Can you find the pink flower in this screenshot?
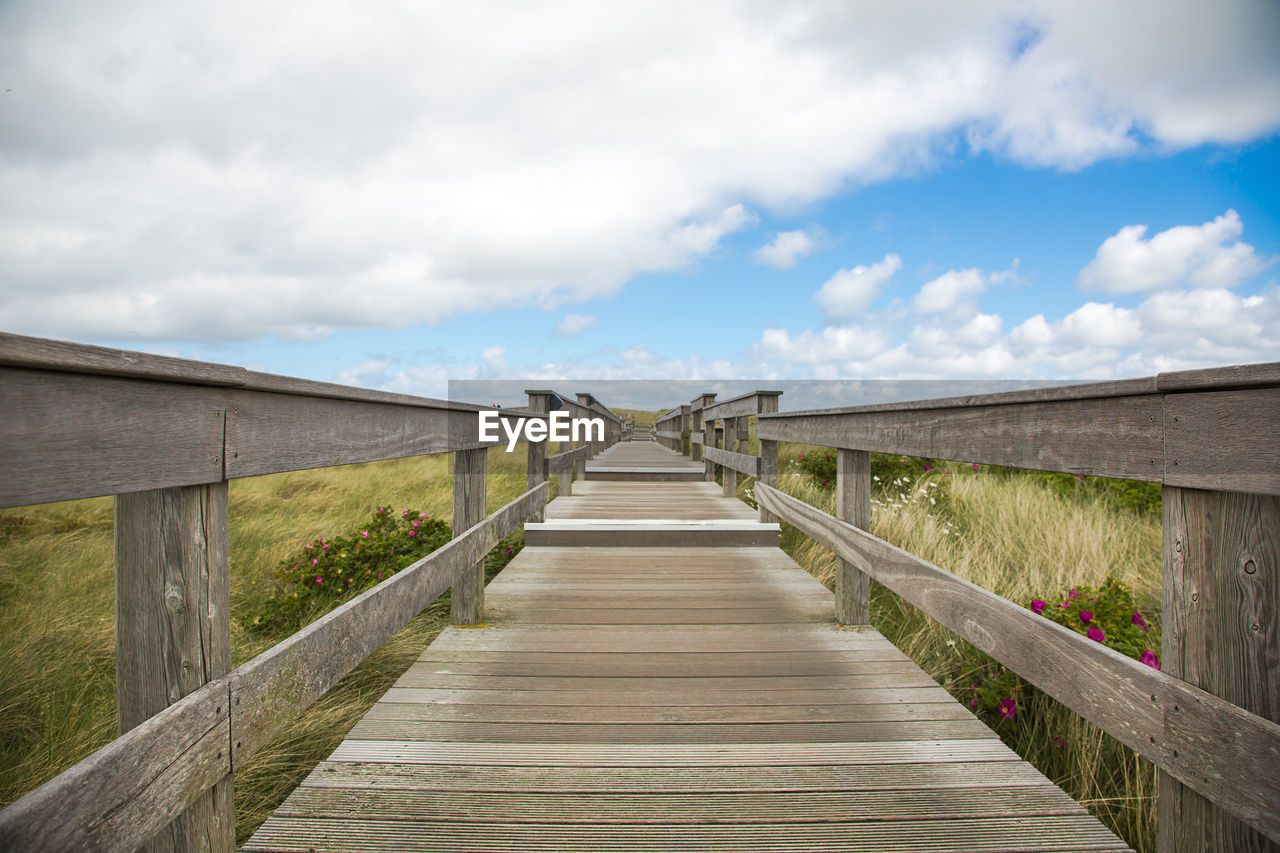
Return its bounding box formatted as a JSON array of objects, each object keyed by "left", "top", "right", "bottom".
[
  {"left": 1074, "top": 473, "right": 1084, "bottom": 480},
  {"left": 419, "top": 512, "right": 427, "bottom": 518},
  {"left": 311, "top": 558, "right": 317, "bottom": 565},
  {"left": 412, "top": 519, "right": 420, "bottom": 527},
  {"left": 1031, "top": 599, "right": 1046, "bottom": 614},
  {"left": 402, "top": 510, "right": 409, "bottom": 517},
  {"left": 1058, "top": 601, "right": 1070, "bottom": 609},
  {"left": 377, "top": 573, "right": 384, "bottom": 579},
  {"left": 998, "top": 699, "right": 1017, "bottom": 718},
  {"left": 321, "top": 543, "right": 329, "bottom": 550},
  {"left": 305, "top": 543, "right": 312, "bottom": 549},
  {"left": 1087, "top": 626, "right": 1105, "bottom": 643},
  {"left": 970, "top": 698, "right": 977, "bottom": 708},
  {"left": 1069, "top": 588, "right": 1080, "bottom": 600},
  {"left": 1132, "top": 612, "right": 1148, "bottom": 631},
  {"left": 923, "top": 464, "right": 931, "bottom": 471},
  {"left": 822, "top": 480, "right": 829, "bottom": 486},
  {"left": 360, "top": 531, "right": 368, "bottom": 538},
  {"left": 1141, "top": 650, "right": 1161, "bottom": 670},
  {"left": 505, "top": 547, "right": 513, "bottom": 554},
  {"left": 1079, "top": 610, "right": 1094, "bottom": 623},
  {"left": 408, "top": 530, "right": 416, "bottom": 537},
  {"left": 315, "top": 577, "right": 323, "bottom": 584}
]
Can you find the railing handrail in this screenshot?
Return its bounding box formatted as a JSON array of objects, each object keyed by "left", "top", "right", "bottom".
[
  {"left": 668, "top": 363, "right": 1280, "bottom": 846},
  {"left": 0, "top": 333, "right": 624, "bottom": 851}
]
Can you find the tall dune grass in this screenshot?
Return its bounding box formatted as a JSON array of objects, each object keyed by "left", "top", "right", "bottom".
[
  {"left": 765, "top": 446, "right": 1162, "bottom": 851},
  {"left": 0, "top": 448, "right": 534, "bottom": 843}
]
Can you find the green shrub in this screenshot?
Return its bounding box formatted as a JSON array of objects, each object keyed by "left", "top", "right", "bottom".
[{"left": 250, "top": 506, "right": 451, "bottom": 635}]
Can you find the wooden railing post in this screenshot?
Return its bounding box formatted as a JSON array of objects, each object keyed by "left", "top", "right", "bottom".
[
  {"left": 723, "top": 416, "right": 739, "bottom": 497},
  {"left": 115, "top": 481, "right": 233, "bottom": 852},
  {"left": 835, "top": 449, "right": 872, "bottom": 624},
  {"left": 704, "top": 413, "right": 717, "bottom": 482},
  {"left": 525, "top": 391, "right": 552, "bottom": 511},
  {"left": 680, "top": 405, "right": 691, "bottom": 456},
  {"left": 691, "top": 394, "right": 715, "bottom": 464},
  {"left": 450, "top": 447, "right": 488, "bottom": 625},
  {"left": 1159, "top": 486, "right": 1280, "bottom": 852},
  {"left": 576, "top": 393, "right": 599, "bottom": 459},
  {"left": 758, "top": 394, "right": 779, "bottom": 523}
]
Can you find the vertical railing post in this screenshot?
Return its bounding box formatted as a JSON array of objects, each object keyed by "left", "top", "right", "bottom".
[
  {"left": 723, "top": 416, "right": 738, "bottom": 497},
  {"left": 835, "top": 448, "right": 872, "bottom": 625},
  {"left": 576, "top": 394, "right": 599, "bottom": 460},
  {"left": 680, "top": 405, "right": 691, "bottom": 456},
  {"left": 525, "top": 392, "right": 552, "bottom": 514},
  {"left": 703, "top": 410, "right": 717, "bottom": 482},
  {"left": 450, "top": 446, "right": 488, "bottom": 626},
  {"left": 691, "top": 394, "right": 714, "bottom": 464},
  {"left": 1159, "top": 486, "right": 1279, "bottom": 852},
  {"left": 115, "top": 481, "right": 233, "bottom": 852},
  {"left": 758, "top": 394, "right": 779, "bottom": 523}
]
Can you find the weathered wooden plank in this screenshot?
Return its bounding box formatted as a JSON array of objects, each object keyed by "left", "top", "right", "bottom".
[
  {"left": 701, "top": 445, "right": 760, "bottom": 478},
  {"left": 273, "top": 785, "right": 1089, "bottom": 823},
  {"left": 1164, "top": 388, "right": 1280, "bottom": 495},
  {"left": 1160, "top": 486, "right": 1280, "bottom": 851},
  {"left": 0, "top": 331, "right": 247, "bottom": 386},
  {"left": 757, "top": 395, "right": 1164, "bottom": 481},
  {"left": 115, "top": 483, "right": 233, "bottom": 852},
  {"left": 0, "top": 366, "right": 226, "bottom": 508},
  {"left": 545, "top": 444, "right": 592, "bottom": 477},
  {"left": 296, "top": 758, "right": 1075, "bottom": 793},
  {"left": 224, "top": 392, "right": 520, "bottom": 478},
  {"left": 243, "top": 813, "right": 1129, "bottom": 852},
  {"left": 0, "top": 679, "right": 230, "bottom": 853},
  {"left": 525, "top": 392, "right": 551, "bottom": 495},
  {"left": 835, "top": 449, "right": 870, "bottom": 625},
  {"left": 345, "top": 718, "right": 995, "bottom": 744},
  {"left": 361, "top": 701, "right": 968, "bottom": 724},
  {"left": 379, "top": 686, "right": 966, "bottom": 708},
  {"left": 702, "top": 391, "right": 782, "bottom": 422},
  {"left": 1157, "top": 361, "right": 1280, "bottom": 393},
  {"left": 452, "top": 447, "right": 488, "bottom": 625},
  {"left": 228, "top": 482, "right": 548, "bottom": 765},
  {"left": 756, "top": 482, "right": 1280, "bottom": 843}
]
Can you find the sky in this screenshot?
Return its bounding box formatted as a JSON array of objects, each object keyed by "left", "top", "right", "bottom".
[{"left": 2, "top": 1, "right": 1279, "bottom": 409}]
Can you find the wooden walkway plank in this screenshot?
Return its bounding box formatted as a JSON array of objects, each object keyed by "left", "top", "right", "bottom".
[{"left": 244, "top": 438, "right": 1130, "bottom": 852}]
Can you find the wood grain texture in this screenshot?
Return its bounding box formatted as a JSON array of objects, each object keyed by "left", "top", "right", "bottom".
[
  {"left": 1164, "top": 388, "right": 1280, "bottom": 495},
  {"left": 229, "top": 482, "right": 547, "bottom": 765},
  {"left": 526, "top": 392, "right": 551, "bottom": 494},
  {"left": 246, "top": 477, "right": 1127, "bottom": 853},
  {"left": 835, "top": 449, "right": 871, "bottom": 626},
  {"left": 757, "top": 395, "right": 1163, "bottom": 481},
  {"left": 0, "top": 331, "right": 247, "bottom": 387},
  {"left": 1157, "top": 361, "right": 1280, "bottom": 393},
  {"left": 701, "top": 445, "right": 760, "bottom": 479},
  {"left": 1160, "top": 486, "right": 1280, "bottom": 852},
  {"left": 0, "top": 679, "right": 230, "bottom": 853},
  {"left": 702, "top": 391, "right": 783, "bottom": 422},
  {"left": 452, "top": 448, "right": 489, "bottom": 625},
  {"left": 756, "top": 482, "right": 1280, "bottom": 843},
  {"left": 0, "top": 366, "right": 226, "bottom": 508},
  {"left": 115, "top": 482, "right": 233, "bottom": 852}
]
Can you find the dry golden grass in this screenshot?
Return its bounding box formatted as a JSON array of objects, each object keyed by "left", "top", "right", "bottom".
[{"left": 763, "top": 446, "right": 1162, "bottom": 851}]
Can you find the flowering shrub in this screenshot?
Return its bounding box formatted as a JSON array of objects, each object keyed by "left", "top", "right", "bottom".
[
  {"left": 251, "top": 506, "right": 451, "bottom": 634},
  {"left": 957, "top": 576, "right": 1160, "bottom": 730}
]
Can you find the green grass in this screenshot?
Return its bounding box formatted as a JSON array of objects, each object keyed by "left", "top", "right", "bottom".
[
  {"left": 762, "top": 445, "right": 1162, "bottom": 852},
  {"left": 3, "top": 435, "right": 1162, "bottom": 850},
  {"left": 0, "top": 447, "right": 537, "bottom": 844}
]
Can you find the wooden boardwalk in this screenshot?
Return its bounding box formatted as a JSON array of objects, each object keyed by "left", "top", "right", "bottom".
[{"left": 244, "top": 440, "right": 1131, "bottom": 852}]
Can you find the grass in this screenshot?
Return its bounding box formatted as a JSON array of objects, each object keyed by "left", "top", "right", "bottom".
[
  {"left": 0, "top": 446, "right": 538, "bottom": 844},
  {"left": 762, "top": 444, "right": 1162, "bottom": 852},
  {"left": 2, "top": 431, "right": 1163, "bottom": 850}
]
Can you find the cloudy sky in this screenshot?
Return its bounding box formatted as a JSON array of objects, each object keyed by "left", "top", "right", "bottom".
[{"left": 2, "top": 0, "right": 1278, "bottom": 402}]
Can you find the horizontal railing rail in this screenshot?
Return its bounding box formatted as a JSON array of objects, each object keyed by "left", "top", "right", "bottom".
[
  {"left": 663, "top": 363, "right": 1280, "bottom": 847},
  {"left": 755, "top": 482, "right": 1280, "bottom": 843},
  {"left": 0, "top": 333, "right": 621, "bottom": 851}
]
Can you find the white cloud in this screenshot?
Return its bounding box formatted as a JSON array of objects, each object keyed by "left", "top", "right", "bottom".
[
  {"left": 1, "top": 2, "right": 1276, "bottom": 342},
  {"left": 753, "top": 230, "right": 816, "bottom": 270},
  {"left": 813, "top": 254, "right": 902, "bottom": 323},
  {"left": 1079, "top": 210, "right": 1268, "bottom": 293},
  {"left": 554, "top": 313, "right": 597, "bottom": 337},
  {"left": 754, "top": 326, "right": 887, "bottom": 365}
]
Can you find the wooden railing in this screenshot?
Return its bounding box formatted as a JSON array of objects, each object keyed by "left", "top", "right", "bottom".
[
  {"left": 671, "top": 368, "right": 1280, "bottom": 850},
  {"left": 0, "top": 334, "right": 623, "bottom": 852}
]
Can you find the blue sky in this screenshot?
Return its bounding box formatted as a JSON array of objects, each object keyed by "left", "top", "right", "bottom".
[{"left": 2, "top": 1, "right": 1279, "bottom": 405}]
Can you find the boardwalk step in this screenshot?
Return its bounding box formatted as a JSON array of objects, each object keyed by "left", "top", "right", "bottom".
[
  {"left": 584, "top": 465, "right": 704, "bottom": 481},
  {"left": 525, "top": 519, "right": 779, "bottom": 547}
]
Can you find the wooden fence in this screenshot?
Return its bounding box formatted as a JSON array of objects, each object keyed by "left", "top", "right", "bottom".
[
  {"left": 675, "top": 369, "right": 1280, "bottom": 852},
  {"left": 0, "top": 334, "right": 622, "bottom": 852}
]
